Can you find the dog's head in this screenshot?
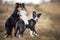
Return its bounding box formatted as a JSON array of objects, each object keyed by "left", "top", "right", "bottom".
[
  {"left": 33, "top": 11, "right": 42, "bottom": 21},
  {"left": 15, "top": 3, "right": 25, "bottom": 10}
]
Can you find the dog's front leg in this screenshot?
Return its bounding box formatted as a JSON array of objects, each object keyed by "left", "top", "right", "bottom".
[
  {"left": 31, "top": 26, "right": 39, "bottom": 36},
  {"left": 33, "top": 32, "right": 39, "bottom": 36},
  {"left": 30, "top": 30, "right": 34, "bottom": 37}
]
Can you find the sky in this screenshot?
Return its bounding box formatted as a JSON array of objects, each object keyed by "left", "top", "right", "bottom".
[{"left": 3, "top": 0, "right": 51, "bottom": 4}]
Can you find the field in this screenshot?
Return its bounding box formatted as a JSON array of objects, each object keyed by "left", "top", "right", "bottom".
[{"left": 0, "top": 2, "right": 60, "bottom": 40}]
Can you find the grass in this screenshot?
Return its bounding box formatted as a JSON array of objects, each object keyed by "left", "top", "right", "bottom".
[
  {"left": 0, "top": 4, "right": 13, "bottom": 14},
  {"left": 0, "top": 34, "right": 3, "bottom": 40},
  {"left": 0, "top": 2, "right": 60, "bottom": 40}
]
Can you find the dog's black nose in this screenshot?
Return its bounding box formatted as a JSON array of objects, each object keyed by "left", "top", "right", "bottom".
[{"left": 36, "top": 19, "right": 38, "bottom": 21}]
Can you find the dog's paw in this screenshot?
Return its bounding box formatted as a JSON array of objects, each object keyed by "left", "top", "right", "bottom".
[
  {"left": 33, "top": 33, "right": 39, "bottom": 36},
  {"left": 4, "top": 34, "right": 8, "bottom": 38},
  {"left": 18, "top": 35, "right": 21, "bottom": 38}
]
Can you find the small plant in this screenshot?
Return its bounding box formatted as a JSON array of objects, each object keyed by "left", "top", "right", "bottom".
[{"left": 0, "top": 34, "right": 3, "bottom": 40}]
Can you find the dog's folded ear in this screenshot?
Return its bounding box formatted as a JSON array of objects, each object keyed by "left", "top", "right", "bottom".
[
  {"left": 21, "top": 3, "right": 25, "bottom": 8},
  {"left": 15, "top": 3, "right": 20, "bottom": 6},
  {"left": 15, "top": 3, "right": 22, "bottom": 9},
  {"left": 22, "top": 3, "right": 25, "bottom": 5}
]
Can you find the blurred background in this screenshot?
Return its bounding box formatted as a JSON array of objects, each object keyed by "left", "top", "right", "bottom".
[{"left": 0, "top": 0, "right": 60, "bottom": 40}]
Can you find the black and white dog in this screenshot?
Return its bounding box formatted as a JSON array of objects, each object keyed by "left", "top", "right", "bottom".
[
  {"left": 14, "top": 11, "right": 42, "bottom": 38},
  {"left": 4, "top": 3, "right": 25, "bottom": 38}
]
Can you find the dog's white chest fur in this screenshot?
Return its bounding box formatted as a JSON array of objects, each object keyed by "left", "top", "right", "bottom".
[{"left": 18, "top": 10, "right": 29, "bottom": 24}]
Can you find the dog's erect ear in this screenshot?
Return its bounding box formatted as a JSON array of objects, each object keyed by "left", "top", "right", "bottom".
[
  {"left": 33, "top": 11, "right": 36, "bottom": 15},
  {"left": 37, "top": 13, "right": 42, "bottom": 18},
  {"left": 33, "top": 11, "right": 36, "bottom": 18}
]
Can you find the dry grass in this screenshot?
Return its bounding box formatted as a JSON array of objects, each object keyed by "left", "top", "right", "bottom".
[{"left": 0, "top": 2, "right": 60, "bottom": 40}]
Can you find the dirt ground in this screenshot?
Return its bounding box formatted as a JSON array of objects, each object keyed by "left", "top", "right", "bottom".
[{"left": 0, "top": 2, "right": 60, "bottom": 40}]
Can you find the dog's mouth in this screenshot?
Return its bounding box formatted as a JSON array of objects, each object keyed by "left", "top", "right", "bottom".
[
  {"left": 36, "top": 19, "right": 38, "bottom": 22},
  {"left": 34, "top": 18, "right": 38, "bottom": 22}
]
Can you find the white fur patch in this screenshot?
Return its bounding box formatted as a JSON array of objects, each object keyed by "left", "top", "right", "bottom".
[
  {"left": 30, "top": 30, "right": 34, "bottom": 37},
  {"left": 33, "top": 32, "right": 39, "bottom": 36},
  {"left": 19, "top": 10, "right": 29, "bottom": 25},
  {"left": 34, "top": 16, "right": 38, "bottom": 21},
  {"left": 4, "top": 35, "right": 7, "bottom": 38},
  {"left": 18, "top": 35, "right": 21, "bottom": 38}
]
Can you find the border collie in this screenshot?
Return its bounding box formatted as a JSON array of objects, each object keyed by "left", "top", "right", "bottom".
[
  {"left": 14, "top": 11, "right": 42, "bottom": 38},
  {"left": 4, "top": 3, "right": 25, "bottom": 38}
]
